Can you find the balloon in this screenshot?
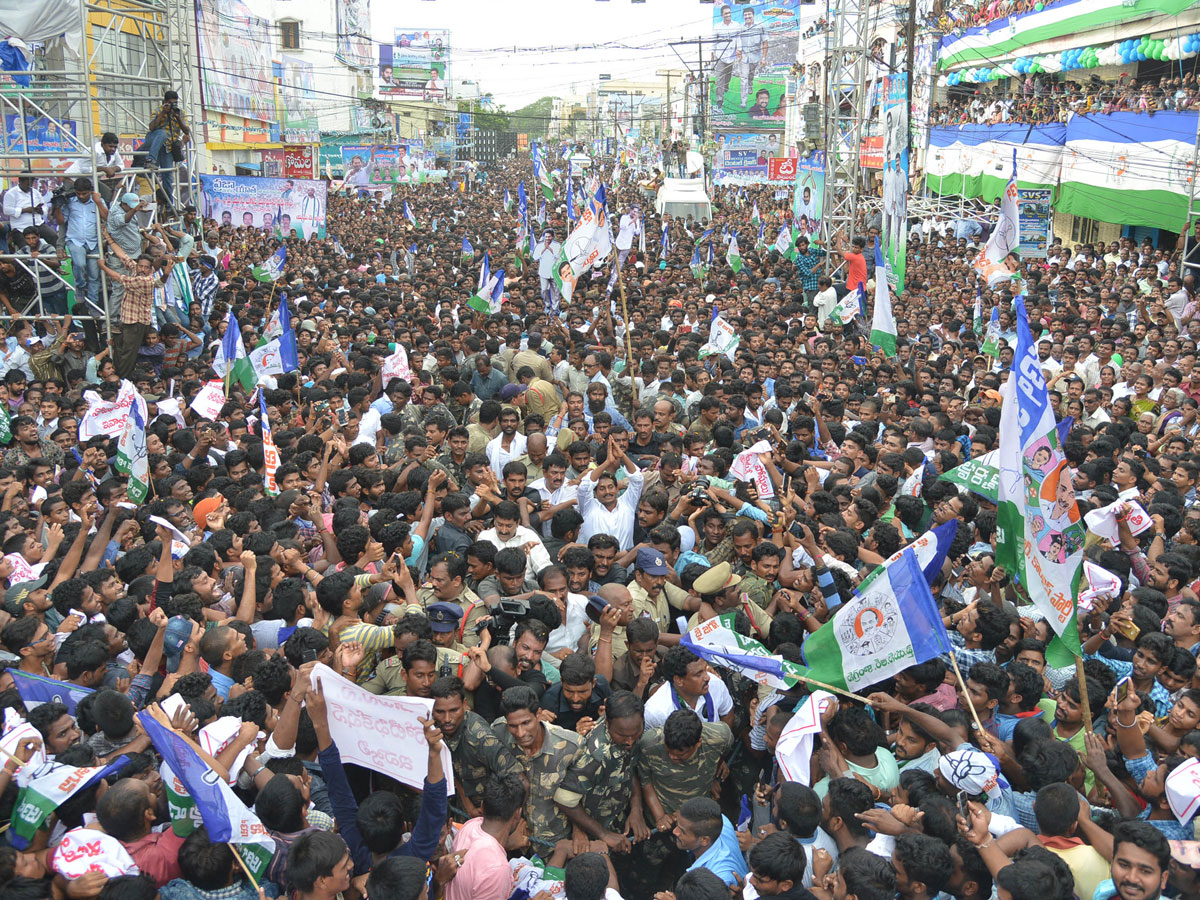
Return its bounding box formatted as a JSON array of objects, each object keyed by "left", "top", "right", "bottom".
[{"left": 1035, "top": 2, "right": 1043, "bottom": 8}]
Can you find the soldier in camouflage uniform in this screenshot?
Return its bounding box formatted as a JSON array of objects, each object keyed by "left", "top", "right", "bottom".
[
  {"left": 553, "top": 690, "right": 649, "bottom": 852},
  {"left": 635, "top": 709, "right": 733, "bottom": 820},
  {"left": 629, "top": 708, "right": 736, "bottom": 893},
  {"left": 493, "top": 684, "right": 582, "bottom": 855},
  {"left": 431, "top": 675, "right": 523, "bottom": 817}
]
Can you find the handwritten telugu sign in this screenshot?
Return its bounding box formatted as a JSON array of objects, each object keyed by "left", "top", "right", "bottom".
[{"left": 310, "top": 663, "right": 454, "bottom": 792}]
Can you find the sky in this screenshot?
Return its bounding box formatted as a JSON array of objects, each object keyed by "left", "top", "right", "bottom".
[{"left": 370, "top": 0, "right": 716, "bottom": 107}]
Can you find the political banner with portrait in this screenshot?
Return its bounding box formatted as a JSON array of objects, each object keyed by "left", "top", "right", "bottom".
[
  {"left": 378, "top": 29, "right": 451, "bottom": 99},
  {"left": 194, "top": 0, "right": 275, "bottom": 123},
  {"left": 709, "top": 1, "right": 799, "bottom": 129},
  {"left": 335, "top": 0, "right": 373, "bottom": 70},
  {"left": 792, "top": 151, "right": 824, "bottom": 238},
  {"left": 197, "top": 175, "right": 327, "bottom": 239},
  {"left": 712, "top": 133, "right": 782, "bottom": 185},
  {"left": 340, "top": 144, "right": 428, "bottom": 187},
  {"left": 278, "top": 56, "right": 319, "bottom": 144},
  {"left": 880, "top": 73, "right": 909, "bottom": 292}
]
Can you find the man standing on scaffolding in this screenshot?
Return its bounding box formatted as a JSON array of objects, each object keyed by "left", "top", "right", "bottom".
[{"left": 142, "top": 89, "right": 190, "bottom": 212}]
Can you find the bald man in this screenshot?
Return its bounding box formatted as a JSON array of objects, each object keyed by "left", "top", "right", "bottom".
[{"left": 515, "top": 432, "right": 548, "bottom": 482}]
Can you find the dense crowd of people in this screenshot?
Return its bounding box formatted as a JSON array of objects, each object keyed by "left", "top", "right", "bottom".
[
  {"left": 0, "top": 122, "right": 1195, "bottom": 900},
  {"left": 933, "top": 74, "right": 1200, "bottom": 126}
]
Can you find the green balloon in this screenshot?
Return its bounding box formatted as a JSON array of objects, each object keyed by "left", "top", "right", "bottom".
[{"left": 1034, "top": 2, "right": 1043, "bottom": 8}]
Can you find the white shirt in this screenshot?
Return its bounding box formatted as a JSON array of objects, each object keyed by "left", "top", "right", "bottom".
[
  {"left": 355, "top": 406, "right": 382, "bottom": 447},
  {"left": 66, "top": 142, "right": 125, "bottom": 177},
  {"left": 813, "top": 287, "right": 838, "bottom": 326},
  {"left": 577, "top": 469, "right": 644, "bottom": 551},
  {"left": 534, "top": 240, "right": 563, "bottom": 279},
  {"left": 478, "top": 524, "right": 552, "bottom": 581},
  {"left": 529, "top": 476, "right": 579, "bottom": 538},
  {"left": 545, "top": 592, "right": 589, "bottom": 655},
  {"left": 615, "top": 214, "right": 642, "bottom": 251},
  {"left": 3, "top": 185, "right": 46, "bottom": 229},
  {"left": 643, "top": 675, "right": 734, "bottom": 730},
  {"left": 486, "top": 432, "right": 527, "bottom": 479}
]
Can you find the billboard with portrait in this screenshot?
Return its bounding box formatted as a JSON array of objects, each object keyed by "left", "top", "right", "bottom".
[
  {"left": 197, "top": 175, "right": 327, "bottom": 238},
  {"left": 792, "top": 151, "right": 825, "bottom": 238},
  {"left": 881, "top": 73, "right": 909, "bottom": 291},
  {"left": 340, "top": 143, "right": 429, "bottom": 186},
  {"left": 194, "top": 0, "right": 275, "bottom": 123},
  {"left": 335, "top": 0, "right": 373, "bottom": 70},
  {"left": 709, "top": 1, "right": 799, "bottom": 129},
  {"left": 712, "top": 132, "right": 785, "bottom": 185},
  {"left": 378, "top": 29, "right": 451, "bottom": 99},
  {"left": 279, "top": 56, "right": 319, "bottom": 144}
]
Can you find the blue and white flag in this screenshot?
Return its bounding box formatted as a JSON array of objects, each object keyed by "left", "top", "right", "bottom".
[
  {"left": 800, "top": 550, "right": 952, "bottom": 693},
  {"left": 403, "top": 200, "right": 417, "bottom": 227},
  {"left": 138, "top": 711, "right": 275, "bottom": 879},
  {"left": 250, "top": 247, "right": 286, "bottom": 283},
  {"left": 517, "top": 181, "right": 528, "bottom": 223},
  {"left": 11, "top": 670, "right": 92, "bottom": 713},
  {"left": 567, "top": 183, "right": 576, "bottom": 221},
  {"left": 996, "top": 296, "right": 1083, "bottom": 665},
  {"left": 856, "top": 519, "right": 959, "bottom": 593},
  {"left": 260, "top": 389, "right": 279, "bottom": 495},
  {"left": 461, "top": 235, "right": 473, "bottom": 259}
]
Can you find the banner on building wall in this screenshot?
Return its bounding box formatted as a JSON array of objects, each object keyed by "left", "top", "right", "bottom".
[
  {"left": 1018, "top": 189, "right": 1053, "bottom": 258},
  {"left": 710, "top": 0, "right": 798, "bottom": 129},
  {"left": 881, "top": 73, "right": 908, "bottom": 292},
  {"left": 283, "top": 145, "right": 315, "bottom": 179},
  {"left": 335, "top": 0, "right": 373, "bottom": 70},
  {"left": 194, "top": 0, "right": 275, "bottom": 124},
  {"left": 927, "top": 112, "right": 1200, "bottom": 229},
  {"left": 279, "top": 56, "right": 319, "bottom": 144},
  {"left": 712, "top": 133, "right": 789, "bottom": 185},
  {"left": 378, "top": 29, "right": 451, "bottom": 99},
  {"left": 198, "top": 175, "right": 327, "bottom": 238}
]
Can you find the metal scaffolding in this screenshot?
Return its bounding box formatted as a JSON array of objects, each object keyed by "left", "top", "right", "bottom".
[
  {"left": 820, "top": 0, "right": 874, "bottom": 266},
  {"left": 0, "top": 0, "right": 194, "bottom": 338}
]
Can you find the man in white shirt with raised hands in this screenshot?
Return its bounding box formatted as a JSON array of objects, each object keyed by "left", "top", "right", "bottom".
[{"left": 577, "top": 435, "right": 644, "bottom": 552}]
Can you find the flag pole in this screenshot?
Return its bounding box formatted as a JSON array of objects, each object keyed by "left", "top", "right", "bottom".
[
  {"left": 948, "top": 651, "right": 987, "bottom": 736},
  {"left": 790, "top": 673, "right": 872, "bottom": 705},
  {"left": 228, "top": 843, "right": 262, "bottom": 892},
  {"left": 614, "top": 258, "right": 639, "bottom": 415},
  {"left": 1075, "top": 655, "right": 1094, "bottom": 734}
]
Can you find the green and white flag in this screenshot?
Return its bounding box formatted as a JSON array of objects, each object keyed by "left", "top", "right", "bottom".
[
  {"left": 751, "top": 202, "right": 761, "bottom": 227},
  {"left": 682, "top": 611, "right": 806, "bottom": 691},
  {"left": 114, "top": 393, "right": 150, "bottom": 504},
  {"left": 773, "top": 224, "right": 797, "bottom": 261},
  {"left": 213, "top": 310, "right": 256, "bottom": 393},
  {"left": 794, "top": 550, "right": 952, "bottom": 693},
  {"left": 869, "top": 238, "right": 897, "bottom": 356},
  {"left": 726, "top": 234, "right": 743, "bottom": 274},
  {"left": 981, "top": 307, "right": 1001, "bottom": 356},
  {"left": 14, "top": 757, "right": 128, "bottom": 847},
  {"left": 699, "top": 308, "right": 740, "bottom": 361},
  {"left": 939, "top": 450, "right": 1000, "bottom": 503},
  {"left": 468, "top": 271, "right": 504, "bottom": 315},
  {"left": 250, "top": 247, "right": 286, "bottom": 284},
  {"left": 973, "top": 287, "right": 984, "bottom": 338},
  {"left": 0, "top": 403, "right": 12, "bottom": 446},
  {"left": 828, "top": 284, "right": 864, "bottom": 327},
  {"left": 996, "top": 296, "right": 1083, "bottom": 667}
]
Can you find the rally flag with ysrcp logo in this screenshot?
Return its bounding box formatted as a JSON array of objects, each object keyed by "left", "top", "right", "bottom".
[
  {"left": 115, "top": 396, "right": 150, "bottom": 504},
  {"left": 996, "top": 295, "right": 1084, "bottom": 666},
  {"left": 12, "top": 756, "right": 128, "bottom": 848},
  {"left": 683, "top": 611, "right": 806, "bottom": 690},
  {"left": 553, "top": 184, "right": 610, "bottom": 306},
  {"left": 869, "top": 237, "right": 897, "bottom": 357},
  {"left": 939, "top": 450, "right": 1001, "bottom": 503},
  {"left": 138, "top": 710, "right": 274, "bottom": 880},
  {"left": 798, "top": 550, "right": 951, "bottom": 693}
]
